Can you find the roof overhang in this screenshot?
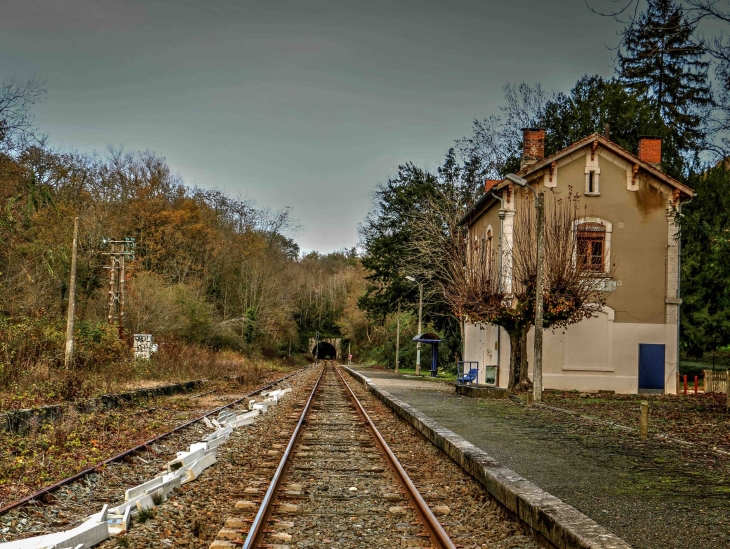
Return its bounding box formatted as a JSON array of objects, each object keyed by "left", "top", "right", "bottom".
[{"left": 460, "top": 133, "right": 695, "bottom": 227}]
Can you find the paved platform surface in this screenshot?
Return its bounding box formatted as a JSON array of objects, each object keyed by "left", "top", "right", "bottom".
[{"left": 353, "top": 366, "right": 730, "bottom": 549}]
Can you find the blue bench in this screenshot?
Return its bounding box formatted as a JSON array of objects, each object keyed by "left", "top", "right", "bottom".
[{"left": 458, "top": 368, "right": 479, "bottom": 386}]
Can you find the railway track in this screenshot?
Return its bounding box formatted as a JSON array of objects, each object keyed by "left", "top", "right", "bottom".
[
  {"left": 0, "top": 366, "right": 309, "bottom": 520},
  {"left": 216, "top": 362, "right": 456, "bottom": 549},
  {"left": 3, "top": 363, "right": 535, "bottom": 548}
]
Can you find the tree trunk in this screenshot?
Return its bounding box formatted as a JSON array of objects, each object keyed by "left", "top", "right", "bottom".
[
  {"left": 515, "top": 326, "right": 533, "bottom": 392},
  {"left": 507, "top": 323, "right": 532, "bottom": 391},
  {"left": 459, "top": 317, "right": 465, "bottom": 362}
]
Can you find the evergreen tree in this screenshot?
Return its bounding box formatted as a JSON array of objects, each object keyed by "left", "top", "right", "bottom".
[
  {"left": 617, "top": 0, "right": 712, "bottom": 162},
  {"left": 540, "top": 75, "right": 665, "bottom": 160},
  {"left": 358, "top": 154, "right": 476, "bottom": 365},
  {"left": 679, "top": 164, "right": 730, "bottom": 357}
]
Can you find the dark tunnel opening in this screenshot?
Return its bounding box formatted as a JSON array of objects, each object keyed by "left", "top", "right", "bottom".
[{"left": 312, "top": 341, "right": 337, "bottom": 359}]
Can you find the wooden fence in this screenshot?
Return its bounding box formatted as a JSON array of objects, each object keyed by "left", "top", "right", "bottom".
[{"left": 703, "top": 370, "right": 730, "bottom": 394}]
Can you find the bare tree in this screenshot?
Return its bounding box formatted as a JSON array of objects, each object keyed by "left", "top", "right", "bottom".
[
  {"left": 0, "top": 76, "right": 46, "bottom": 152},
  {"left": 409, "top": 188, "right": 615, "bottom": 390},
  {"left": 456, "top": 82, "right": 555, "bottom": 178}
]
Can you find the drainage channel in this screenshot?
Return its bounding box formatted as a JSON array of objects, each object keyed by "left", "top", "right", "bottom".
[{"left": 215, "top": 361, "right": 456, "bottom": 549}]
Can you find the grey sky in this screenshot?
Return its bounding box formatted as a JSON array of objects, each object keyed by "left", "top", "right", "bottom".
[{"left": 0, "top": 0, "right": 624, "bottom": 253}]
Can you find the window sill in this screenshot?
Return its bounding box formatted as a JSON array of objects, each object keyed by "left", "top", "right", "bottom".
[
  {"left": 578, "top": 276, "right": 616, "bottom": 292},
  {"left": 584, "top": 192, "right": 601, "bottom": 197}
]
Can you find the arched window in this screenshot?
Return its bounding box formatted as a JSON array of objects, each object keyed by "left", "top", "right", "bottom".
[{"left": 577, "top": 222, "right": 607, "bottom": 273}]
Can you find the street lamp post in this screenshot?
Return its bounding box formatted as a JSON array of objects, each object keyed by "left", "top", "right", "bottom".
[
  {"left": 395, "top": 300, "right": 401, "bottom": 373},
  {"left": 315, "top": 331, "right": 320, "bottom": 366},
  {"left": 405, "top": 276, "right": 423, "bottom": 376},
  {"left": 505, "top": 173, "right": 545, "bottom": 403}
]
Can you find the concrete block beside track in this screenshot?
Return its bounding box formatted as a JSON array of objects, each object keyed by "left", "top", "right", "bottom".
[
  {"left": 0, "top": 505, "right": 110, "bottom": 549},
  {"left": 342, "top": 366, "right": 631, "bottom": 549}
]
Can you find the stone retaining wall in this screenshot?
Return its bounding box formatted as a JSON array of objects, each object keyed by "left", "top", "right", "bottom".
[
  {"left": 2, "top": 380, "right": 204, "bottom": 434},
  {"left": 343, "top": 366, "right": 631, "bottom": 549}
]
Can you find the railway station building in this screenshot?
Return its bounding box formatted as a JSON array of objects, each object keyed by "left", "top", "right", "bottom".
[{"left": 459, "top": 129, "right": 694, "bottom": 394}]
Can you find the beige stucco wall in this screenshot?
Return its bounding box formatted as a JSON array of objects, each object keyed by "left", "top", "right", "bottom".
[
  {"left": 464, "top": 143, "right": 680, "bottom": 394},
  {"left": 462, "top": 322, "right": 501, "bottom": 385},
  {"left": 469, "top": 198, "right": 502, "bottom": 252},
  {"left": 466, "top": 317, "right": 678, "bottom": 394},
  {"left": 512, "top": 147, "right": 671, "bottom": 324}
]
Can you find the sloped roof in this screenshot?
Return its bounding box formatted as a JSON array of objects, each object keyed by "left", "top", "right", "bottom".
[
  {"left": 460, "top": 133, "right": 695, "bottom": 226},
  {"left": 518, "top": 133, "right": 694, "bottom": 195}
]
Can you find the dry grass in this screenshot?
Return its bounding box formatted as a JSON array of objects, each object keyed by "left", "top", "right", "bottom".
[{"left": 0, "top": 342, "right": 300, "bottom": 411}]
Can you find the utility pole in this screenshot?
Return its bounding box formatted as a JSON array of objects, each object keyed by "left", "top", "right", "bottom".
[
  {"left": 505, "top": 174, "right": 545, "bottom": 403},
  {"left": 395, "top": 301, "right": 401, "bottom": 373},
  {"left": 102, "top": 237, "right": 135, "bottom": 338},
  {"left": 416, "top": 282, "right": 423, "bottom": 375},
  {"left": 64, "top": 217, "right": 79, "bottom": 370},
  {"left": 315, "top": 332, "right": 320, "bottom": 366},
  {"left": 533, "top": 190, "right": 545, "bottom": 403}
]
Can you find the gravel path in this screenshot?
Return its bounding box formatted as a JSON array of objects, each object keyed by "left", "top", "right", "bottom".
[{"left": 354, "top": 367, "right": 730, "bottom": 549}]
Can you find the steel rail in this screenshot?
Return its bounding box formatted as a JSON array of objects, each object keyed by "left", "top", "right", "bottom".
[
  {"left": 335, "top": 365, "right": 457, "bottom": 549},
  {"left": 243, "top": 364, "right": 325, "bottom": 549},
  {"left": 0, "top": 366, "right": 309, "bottom": 516}
]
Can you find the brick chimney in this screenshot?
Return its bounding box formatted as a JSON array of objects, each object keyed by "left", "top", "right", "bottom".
[
  {"left": 485, "top": 179, "right": 500, "bottom": 193},
  {"left": 638, "top": 136, "right": 662, "bottom": 168},
  {"left": 521, "top": 128, "right": 545, "bottom": 170}
]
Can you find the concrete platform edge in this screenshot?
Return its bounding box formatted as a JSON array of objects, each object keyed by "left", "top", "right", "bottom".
[{"left": 342, "top": 366, "right": 631, "bottom": 549}]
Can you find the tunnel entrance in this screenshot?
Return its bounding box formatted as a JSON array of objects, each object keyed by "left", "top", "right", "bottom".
[{"left": 312, "top": 341, "right": 337, "bottom": 359}]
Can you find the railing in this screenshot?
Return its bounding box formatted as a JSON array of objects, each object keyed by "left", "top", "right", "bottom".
[{"left": 703, "top": 370, "right": 729, "bottom": 393}]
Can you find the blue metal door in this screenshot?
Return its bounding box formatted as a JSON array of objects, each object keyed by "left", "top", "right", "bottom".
[{"left": 639, "top": 344, "right": 665, "bottom": 391}]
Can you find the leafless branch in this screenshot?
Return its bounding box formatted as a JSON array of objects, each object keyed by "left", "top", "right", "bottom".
[{"left": 0, "top": 76, "right": 47, "bottom": 152}]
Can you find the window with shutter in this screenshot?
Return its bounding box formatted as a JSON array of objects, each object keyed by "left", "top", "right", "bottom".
[{"left": 577, "top": 222, "right": 606, "bottom": 273}]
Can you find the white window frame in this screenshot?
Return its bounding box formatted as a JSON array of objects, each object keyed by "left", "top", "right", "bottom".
[
  {"left": 585, "top": 150, "right": 601, "bottom": 196},
  {"left": 584, "top": 167, "right": 601, "bottom": 196}
]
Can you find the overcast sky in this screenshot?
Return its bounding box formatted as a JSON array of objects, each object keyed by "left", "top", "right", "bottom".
[{"left": 0, "top": 0, "right": 625, "bottom": 253}]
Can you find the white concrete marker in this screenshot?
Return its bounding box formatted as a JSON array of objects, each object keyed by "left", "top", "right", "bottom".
[
  {"left": 227, "top": 415, "right": 255, "bottom": 428},
  {"left": 203, "top": 416, "right": 215, "bottom": 429},
  {"left": 252, "top": 401, "right": 270, "bottom": 414},
  {"left": 167, "top": 446, "right": 206, "bottom": 472},
  {"left": 107, "top": 507, "right": 131, "bottom": 536},
  {"left": 205, "top": 434, "right": 229, "bottom": 449},
  {"left": 203, "top": 424, "right": 232, "bottom": 442},
  {"left": 180, "top": 450, "right": 217, "bottom": 484},
  {"left": 109, "top": 494, "right": 146, "bottom": 516},
  {"left": 125, "top": 475, "right": 165, "bottom": 501},
  {"left": 4, "top": 505, "right": 111, "bottom": 549},
  {"left": 135, "top": 494, "right": 155, "bottom": 512}
]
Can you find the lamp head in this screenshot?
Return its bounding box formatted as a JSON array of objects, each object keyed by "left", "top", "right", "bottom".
[{"left": 505, "top": 173, "right": 528, "bottom": 187}]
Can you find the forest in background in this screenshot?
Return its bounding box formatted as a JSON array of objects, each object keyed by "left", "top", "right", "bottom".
[
  {"left": 0, "top": 79, "right": 383, "bottom": 399},
  {"left": 5, "top": 0, "right": 730, "bottom": 402}
]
